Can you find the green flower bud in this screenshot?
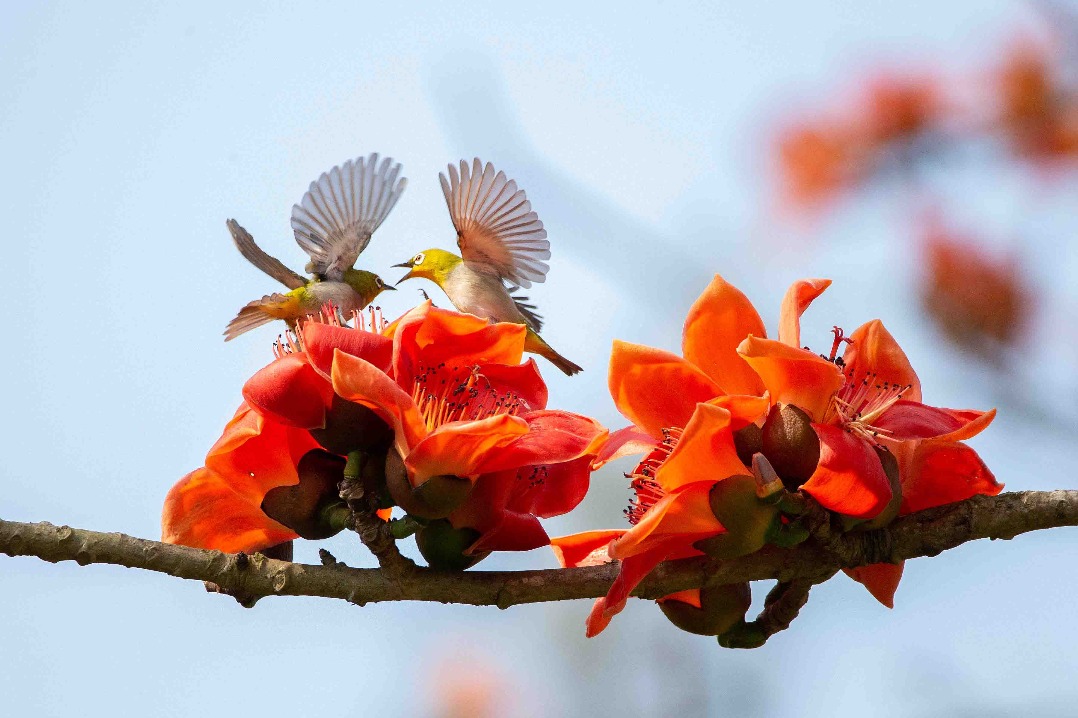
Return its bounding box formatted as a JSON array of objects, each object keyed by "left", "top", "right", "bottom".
[
  {"left": 260, "top": 450, "right": 348, "bottom": 540},
  {"left": 761, "top": 403, "right": 821, "bottom": 490},
  {"left": 658, "top": 582, "right": 752, "bottom": 636},
  {"left": 717, "top": 619, "right": 768, "bottom": 649},
  {"left": 385, "top": 449, "right": 474, "bottom": 519},
  {"left": 694, "top": 475, "right": 779, "bottom": 560},
  {"left": 415, "top": 519, "right": 489, "bottom": 570}
]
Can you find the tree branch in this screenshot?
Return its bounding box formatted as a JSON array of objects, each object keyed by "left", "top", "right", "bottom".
[{"left": 1, "top": 490, "right": 1075, "bottom": 609}]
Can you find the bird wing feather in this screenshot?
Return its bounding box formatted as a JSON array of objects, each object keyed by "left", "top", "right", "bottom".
[
  {"left": 227, "top": 219, "right": 306, "bottom": 290},
  {"left": 440, "top": 158, "right": 550, "bottom": 289},
  {"left": 510, "top": 294, "right": 544, "bottom": 332},
  {"left": 291, "top": 153, "right": 407, "bottom": 281}
]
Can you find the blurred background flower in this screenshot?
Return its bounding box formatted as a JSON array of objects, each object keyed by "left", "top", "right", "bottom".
[{"left": 3, "top": 1, "right": 1078, "bottom": 716}]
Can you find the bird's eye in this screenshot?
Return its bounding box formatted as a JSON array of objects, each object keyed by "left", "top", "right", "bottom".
[
  {"left": 375, "top": 277, "right": 384, "bottom": 287},
  {"left": 414, "top": 253, "right": 425, "bottom": 266}
]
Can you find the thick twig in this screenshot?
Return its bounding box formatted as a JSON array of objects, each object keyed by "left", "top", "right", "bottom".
[{"left": 1, "top": 491, "right": 1076, "bottom": 609}]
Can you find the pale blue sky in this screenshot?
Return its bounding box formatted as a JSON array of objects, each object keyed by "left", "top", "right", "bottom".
[{"left": 3, "top": 2, "right": 1077, "bottom": 716}]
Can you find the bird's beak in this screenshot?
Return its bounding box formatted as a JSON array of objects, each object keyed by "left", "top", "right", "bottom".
[
  {"left": 382, "top": 283, "right": 397, "bottom": 291},
  {"left": 396, "top": 269, "right": 416, "bottom": 286},
  {"left": 391, "top": 261, "right": 412, "bottom": 268}
]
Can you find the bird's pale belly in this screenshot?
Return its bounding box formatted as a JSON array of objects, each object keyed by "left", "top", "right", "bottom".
[{"left": 443, "top": 268, "right": 526, "bottom": 324}]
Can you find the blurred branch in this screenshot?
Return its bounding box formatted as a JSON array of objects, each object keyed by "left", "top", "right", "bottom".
[{"left": 1, "top": 490, "right": 1076, "bottom": 608}]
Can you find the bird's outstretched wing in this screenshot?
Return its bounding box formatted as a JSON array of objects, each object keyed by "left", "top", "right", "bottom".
[
  {"left": 227, "top": 219, "right": 306, "bottom": 290},
  {"left": 440, "top": 158, "right": 550, "bottom": 289},
  {"left": 291, "top": 153, "right": 407, "bottom": 281}
]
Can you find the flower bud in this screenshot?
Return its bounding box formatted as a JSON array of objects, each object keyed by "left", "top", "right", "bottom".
[
  {"left": 309, "top": 395, "right": 393, "bottom": 456},
  {"left": 260, "top": 450, "right": 349, "bottom": 540},
  {"left": 717, "top": 620, "right": 767, "bottom": 649},
  {"left": 658, "top": 583, "right": 752, "bottom": 636},
  {"left": 695, "top": 475, "right": 779, "bottom": 560},
  {"left": 761, "top": 403, "right": 820, "bottom": 490},
  {"left": 385, "top": 449, "right": 473, "bottom": 519},
  {"left": 415, "top": 519, "right": 489, "bottom": 570}
]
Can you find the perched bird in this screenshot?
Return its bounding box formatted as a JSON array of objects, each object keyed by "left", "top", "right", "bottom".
[
  {"left": 394, "top": 158, "right": 582, "bottom": 375},
  {"left": 224, "top": 154, "right": 405, "bottom": 340}
]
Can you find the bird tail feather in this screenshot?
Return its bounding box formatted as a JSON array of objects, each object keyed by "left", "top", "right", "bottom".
[{"left": 525, "top": 329, "right": 582, "bottom": 376}]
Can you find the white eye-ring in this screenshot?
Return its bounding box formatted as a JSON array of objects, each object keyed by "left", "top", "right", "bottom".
[
  {"left": 375, "top": 276, "right": 384, "bottom": 288},
  {"left": 413, "top": 252, "right": 425, "bottom": 266}
]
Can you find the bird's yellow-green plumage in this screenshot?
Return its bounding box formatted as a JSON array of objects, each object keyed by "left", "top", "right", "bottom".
[
  {"left": 394, "top": 158, "right": 582, "bottom": 376},
  {"left": 223, "top": 153, "right": 406, "bottom": 341}
]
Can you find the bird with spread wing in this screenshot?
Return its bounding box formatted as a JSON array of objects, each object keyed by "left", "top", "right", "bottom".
[
  {"left": 223, "top": 153, "right": 405, "bottom": 340},
  {"left": 394, "top": 158, "right": 582, "bottom": 375}
]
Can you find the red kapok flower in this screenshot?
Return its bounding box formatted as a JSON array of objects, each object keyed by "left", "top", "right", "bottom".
[{"left": 162, "top": 402, "right": 319, "bottom": 553}]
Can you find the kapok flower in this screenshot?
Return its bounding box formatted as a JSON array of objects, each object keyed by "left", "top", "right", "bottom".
[
  {"left": 919, "top": 218, "right": 1032, "bottom": 355},
  {"left": 776, "top": 121, "right": 863, "bottom": 210},
  {"left": 162, "top": 402, "right": 320, "bottom": 553},
  {"left": 995, "top": 39, "right": 1078, "bottom": 162},
  {"left": 862, "top": 73, "right": 941, "bottom": 145}
]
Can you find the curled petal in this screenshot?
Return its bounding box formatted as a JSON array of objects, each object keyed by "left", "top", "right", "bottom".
[
  {"left": 463, "top": 512, "right": 550, "bottom": 555},
  {"left": 405, "top": 414, "right": 530, "bottom": 485},
  {"left": 705, "top": 393, "right": 771, "bottom": 430},
  {"left": 875, "top": 402, "right": 995, "bottom": 442},
  {"left": 162, "top": 467, "right": 297, "bottom": 553},
  {"left": 778, "top": 278, "right": 831, "bottom": 348},
  {"left": 609, "top": 482, "right": 723, "bottom": 560},
  {"left": 738, "top": 336, "right": 844, "bottom": 421},
  {"left": 551, "top": 530, "right": 625, "bottom": 568},
  {"left": 330, "top": 349, "right": 426, "bottom": 457},
  {"left": 682, "top": 275, "right": 767, "bottom": 395},
  {"left": 844, "top": 562, "right": 904, "bottom": 608},
  {"left": 593, "top": 426, "right": 656, "bottom": 469},
  {"left": 474, "top": 410, "right": 607, "bottom": 475},
  {"left": 802, "top": 424, "right": 892, "bottom": 519},
  {"left": 843, "top": 320, "right": 922, "bottom": 403},
  {"left": 392, "top": 302, "right": 527, "bottom": 383},
  {"left": 242, "top": 353, "right": 334, "bottom": 429},
  {"left": 656, "top": 403, "right": 747, "bottom": 492},
  {"left": 302, "top": 322, "right": 393, "bottom": 378},
  {"left": 587, "top": 543, "right": 673, "bottom": 637},
  {"left": 898, "top": 440, "right": 1002, "bottom": 515},
  {"left": 609, "top": 340, "right": 722, "bottom": 439}
]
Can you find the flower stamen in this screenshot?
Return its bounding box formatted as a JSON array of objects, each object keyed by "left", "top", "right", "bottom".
[
  {"left": 828, "top": 368, "right": 912, "bottom": 442},
  {"left": 624, "top": 427, "right": 683, "bottom": 525},
  {"left": 410, "top": 364, "right": 524, "bottom": 432}
]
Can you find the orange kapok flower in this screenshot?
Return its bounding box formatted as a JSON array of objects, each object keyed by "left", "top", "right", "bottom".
[
  {"left": 919, "top": 221, "right": 1032, "bottom": 355},
  {"left": 862, "top": 73, "right": 941, "bottom": 145},
  {"left": 162, "top": 402, "right": 320, "bottom": 553},
  {"left": 777, "top": 121, "right": 863, "bottom": 209},
  {"left": 556, "top": 275, "right": 1001, "bottom": 635},
  {"left": 996, "top": 40, "right": 1078, "bottom": 162}
]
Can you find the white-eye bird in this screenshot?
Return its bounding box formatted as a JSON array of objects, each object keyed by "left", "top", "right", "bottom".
[
  {"left": 224, "top": 154, "right": 405, "bottom": 340},
  {"left": 394, "top": 158, "right": 582, "bottom": 376}
]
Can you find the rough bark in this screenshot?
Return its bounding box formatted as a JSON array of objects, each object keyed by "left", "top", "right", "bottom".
[{"left": 1, "top": 490, "right": 1075, "bottom": 609}]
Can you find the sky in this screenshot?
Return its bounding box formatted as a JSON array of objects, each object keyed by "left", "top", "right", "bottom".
[{"left": 2, "top": 2, "right": 1078, "bottom": 716}]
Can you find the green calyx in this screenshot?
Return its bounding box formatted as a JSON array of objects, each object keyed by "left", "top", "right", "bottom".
[
  {"left": 310, "top": 396, "right": 393, "bottom": 456},
  {"left": 695, "top": 475, "right": 780, "bottom": 560},
  {"left": 384, "top": 449, "right": 473, "bottom": 519},
  {"left": 658, "top": 582, "right": 752, "bottom": 636},
  {"left": 261, "top": 450, "right": 349, "bottom": 540},
  {"left": 761, "top": 403, "right": 821, "bottom": 490},
  {"left": 415, "top": 519, "right": 489, "bottom": 571}
]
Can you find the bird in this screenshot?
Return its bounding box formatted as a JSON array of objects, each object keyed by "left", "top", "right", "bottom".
[
  {"left": 393, "top": 158, "right": 582, "bottom": 376},
  {"left": 223, "top": 153, "right": 405, "bottom": 341}
]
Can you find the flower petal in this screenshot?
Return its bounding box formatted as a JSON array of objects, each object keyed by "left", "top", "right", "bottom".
[
  {"left": 609, "top": 340, "right": 723, "bottom": 439},
  {"left": 778, "top": 278, "right": 832, "bottom": 348},
  {"left": 682, "top": 275, "right": 767, "bottom": 395},
  {"left": 162, "top": 467, "right": 298, "bottom": 553},
  {"left": 463, "top": 512, "right": 551, "bottom": 554},
  {"left": 875, "top": 401, "right": 995, "bottom": 442},
  {"left": 592, "top": 426, "right": 656, "bottom": 469},
  {"left": 242, "top": 353, "right": 334, "bottom": 429},
  {"left": 473, "top": 410, "right": 607, "bottom": 475},
  {"left": 587, "top": 543, "right": 674, "bottom": 637},
  {"left": 656, "top": 403, "right": 747, "bottom": 492},
  {"left": 801, "top": 424, "right": 892, "bottom": 519},
  {"left": 405, "top": 414, "right": 530, "bottom": 484},
  {"left": 302, "top": 322, "right": 393, "bottom": 378},
  {"left": 392, "top": 302, "right": 527, "bottom": 383},
  {"left": 844, "top": 562, "right": 904, "bottom": 608},
  {"left": 478, "top": 359, "right": 549, "bottom": 411},
  {"left": 842, "top": 320, "right": 922, "bottom": 402},
  {"left": 705, "top": 393, "right": 771, "bottom": 430},
  {"left": 738, "top": 336, "right": 844, "bottom": 420},
  {"left": 897, "top": 440, "right": 1002, "bottom": 515},
  {"left": 330, "top": 349, "right": 426, "bottom": 457},
  {"left": 609, "top": 482, "right": 723, "bottom": 559},
  {"left": 551, "top": 530, "right": 625, "bottom": 568}
]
